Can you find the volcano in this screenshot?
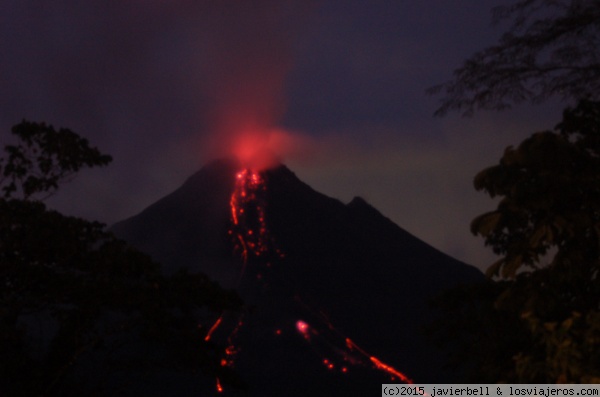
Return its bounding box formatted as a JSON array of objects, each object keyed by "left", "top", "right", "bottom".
[{"left": 111, "top": 158, "right": 482, "bottom": 396}]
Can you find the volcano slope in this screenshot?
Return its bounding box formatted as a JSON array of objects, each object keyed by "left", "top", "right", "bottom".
[{"left": 111, "top": 158, "right": 482, "bottom": 396}]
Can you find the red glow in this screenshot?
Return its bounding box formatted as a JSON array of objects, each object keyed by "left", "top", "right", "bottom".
[
  {"left": 208, "top": 160, "right": 414, "bottom": 390},
  {"left": 216, "top": 377, "right": 223, "bottom": 393},
  {"left": 229, "top": 169, "right": 271, "bottom": 263},
  {"left": 232, "top": 131, "right": 279, "bottom": 171},
  {"left": 345, "top": 337, "right": 412, "bottom": 383},
  {"left": 226, "top": 127, "right": 315, "bottom": 172},
  {"left": 296, "top": 320, "right": 311, "bottom": 340},
  {"left": 345, "top": 338, "right": 366, "bottom": 354},
  {"left": 204, "top": 315, "right": 223, "bottom": 342},
  {"left": 211, "top": 167, "right": 279, "bottom": 393},
  {"left": 225, "top": 345, "right": 236, "bottom": 356},
  {"left": 296, "top": 320, "right": 309, "bottom": 333},
  {"left": 369, "top": 356, "right": 413, "bottom": 384}
]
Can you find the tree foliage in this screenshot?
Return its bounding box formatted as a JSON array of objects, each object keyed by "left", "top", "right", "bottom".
[
  {"left": 0, "top": 122, "right": 244, "bottom": 395},
  {"left": 429, "top": 0, "right": 600, "bottom": 116},
  {"left": 428, "top": 0, "right": 600, "bottom": 383},
  {"left": 433, "top": 100, "right": 600, "bottom": 383},
  {"left": 472, "top": 99, "right": 600, "bottom": 279},
  {"left": 0, "top": 120, "right": 112, "bottom": 200}
]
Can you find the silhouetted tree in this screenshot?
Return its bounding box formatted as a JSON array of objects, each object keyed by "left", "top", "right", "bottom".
[
  {"left": 432, "top": 100, "right": 600, "bottom": 383},
  {"left": 429, "top": 0, "right": 600, "bottom": 116},
  {"left": 0, "top": 121, "right": 112, "bottom": 200},
  {"left": 0, "top": 121, "right": 243, "bottom": 396}
]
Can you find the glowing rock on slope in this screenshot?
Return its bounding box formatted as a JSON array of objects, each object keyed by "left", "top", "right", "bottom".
[
  {"left": 208, "top": 166, "right": 412, "bottom": 393},
  {"left": 204, "top": 315, "right": 223, "bottom": 342},
  {"left": 296, "top": 320, "right": 310, "bottom": 340},
  {"left": 229, "top": 169, "right": 281, "bottom": 265},
  {"left": 292, "top": 315, "right": 413, "bottom": 383},
  {"left": 370, "top": 356, "right": 413, "bottom": 384},
  {"left": 210, "top": 167, "right": 284, "bottom": 393}
]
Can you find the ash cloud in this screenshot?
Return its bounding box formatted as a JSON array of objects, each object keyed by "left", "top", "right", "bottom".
[
  {"left": 1, "top": 0, "right": 553, "bottom": 272},
  {"left": 0, "top": 0, "right": 312, "bottom": 157},
  {"left": 0, "top": 0, "right": 315, "bottom": 216},
  {"left": 196, "top": 1, "right": 316, "bottom": 167}
]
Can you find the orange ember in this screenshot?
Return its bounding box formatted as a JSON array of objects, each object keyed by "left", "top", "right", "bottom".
[
  {"left": 295, "top": 320, "right": 312, "bottom": 341},
  {"left": 229, "top": 169, "right": 269, "bottom": 262},
  {"left": 204, "top": 315, "right": 223, "bottom": 342},
  {"left": 296, "top": 320, "right": 309, "bottom": 333},
  {"left": 370, "top": 356, "right": 413, "bottom": 384},
  {"left": 346, "top": 337, "right": 411, "bottom": 382},
  {"left": 232, "top": 131, "right": 280, "bottom": 171},
  {"left": 209, "top": 170, "right": 282, "bottom": 394},
  {"left": 204, "top": 162, "right": 413, "bottom": 393}
]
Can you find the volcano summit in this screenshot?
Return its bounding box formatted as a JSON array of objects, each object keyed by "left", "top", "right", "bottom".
[{"left": 111, "top": 158, "right": 482, "bottom": 396}]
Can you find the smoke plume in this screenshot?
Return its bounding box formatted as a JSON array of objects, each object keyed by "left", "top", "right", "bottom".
[{"left": 197, "top": 1, "right": 316, "bottom": 170}]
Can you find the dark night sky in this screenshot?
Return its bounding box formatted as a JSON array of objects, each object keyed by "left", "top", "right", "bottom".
[{"left": 0, "top": 1, "right": 565, "bottom": 271}]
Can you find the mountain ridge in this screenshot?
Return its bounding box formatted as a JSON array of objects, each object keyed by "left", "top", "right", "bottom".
[{"left": 110, "top": 158, "right": 482, "bottom": 395}]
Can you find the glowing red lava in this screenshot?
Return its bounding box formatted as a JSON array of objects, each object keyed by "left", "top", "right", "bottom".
[
  {"left": 210, "top": 170, "right": 282, "bottom": 393},
  {"left": 204, "top": 315, "right": 223, "bottom": 342},
  {"left": 370, "top": 356, "right": 413, "bottom": 384},
  {"left": 345, "top": 337, "right": 412, "bottom": 383},
  {"left": 296, "top": 320, "right": 310, "bottom": 340},
  {"left": 229, "top": 169, "right": 278, "bottom": 266},
  {"left": 206, "top": 165, "right": 412, "bottom": 393},
  {"left": 293, "top": 317, "right": 413, "bottom": 383}
]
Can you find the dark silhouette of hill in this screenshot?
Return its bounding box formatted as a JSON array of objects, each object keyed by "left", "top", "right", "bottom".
[{"left": 111, "top": 158, "right": 482, "bottom": 396}]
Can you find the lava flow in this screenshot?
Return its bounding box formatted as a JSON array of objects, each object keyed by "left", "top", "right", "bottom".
[
  {"left": 204, "top": 166, "right": 412, "bottom": 393},
  {"left": 229, "top": 169, "right": 267, "bottom": 265},
  {"left": 293, "top": 313, "right": 413, "bottom": 384},
  {"left": 229, "top": 168, "right": 282, "bottom": 273},
  {"left": 207, "top": 167, "right": 283, "bottom": 394}
]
